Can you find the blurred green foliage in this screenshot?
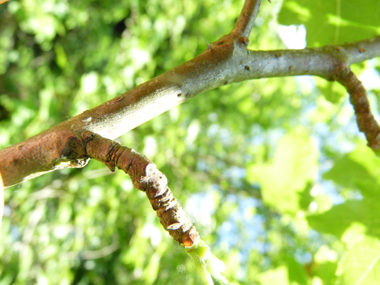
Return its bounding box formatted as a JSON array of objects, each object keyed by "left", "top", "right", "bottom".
[{"left": 1, "top": 0, "right": 380, "bottom": 284}]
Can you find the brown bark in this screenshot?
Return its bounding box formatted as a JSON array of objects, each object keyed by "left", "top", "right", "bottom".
[
  {"left": 0, "top": 0, "right": 380, "bottom": 188},
  {"left": 0, "top": 127, "right": 89, "bottom": 187},
  {"left": 231, "top": 0, "right": 262, "bottom": 38},
  {"left": 82, "top": 131, "right": 200, "bottom": 247},
  {"left": 336, "top": 69, "right": 380, "bottom": 151}
]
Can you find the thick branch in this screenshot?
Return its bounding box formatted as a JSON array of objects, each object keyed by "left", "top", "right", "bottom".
[
  {"left": 344, "top": 36, "right": 380, "bottom": 65},
  {"left": 234, "top": 37, "right": 380, "bottom": 81},
  {"left": 231, "top": 0, "right": 262, "bottom": 38},
  {"left": 1, "top": 35, "right": 380, "bottom": 187},
  {"left": 0, "top": 128, "right": 89, "bottom": 187}
]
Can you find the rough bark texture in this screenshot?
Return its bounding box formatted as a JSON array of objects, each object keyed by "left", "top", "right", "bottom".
[
  {"left": 0, "top": 0, "right": 380, "bottom": 187},
  {"left": 82, "top": 131, "right": 200, "bottom": 247},
  {"left": 337, "top": 69, "right": 380, "bottom": 151},
  {"left": 1, "top": 1, "right": 380, "bottom": 273}
]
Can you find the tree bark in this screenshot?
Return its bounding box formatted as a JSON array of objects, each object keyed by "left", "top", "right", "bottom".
[{"left": 1, "top": 0, "right": 380, "bottom": 188}]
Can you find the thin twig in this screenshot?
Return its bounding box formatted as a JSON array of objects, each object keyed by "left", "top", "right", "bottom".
[
  {"left": 337, "top": 69, "right": 380, "bottom": 151},
  {"left": 231, "top": 0, "right": 263, "bottom": 38},
  {"left": 81, "top": 131, "right": 200, "bottom": 248}
]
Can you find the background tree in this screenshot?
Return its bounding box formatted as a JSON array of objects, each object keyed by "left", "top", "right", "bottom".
[{"left": 1, "top": 0, "right": 380, "bottom": 284}]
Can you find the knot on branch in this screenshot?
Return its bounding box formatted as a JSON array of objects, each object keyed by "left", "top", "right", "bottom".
[
  {"left": 211, "top": 34, "right": 235, "bottom": 50},
  {"left": 53, "top": 130, "right": 89, "bottom": 171},
  {"left": 325, "top": 60, "right": 349, "bottom": 82},
  {"left": 61, "top": 134, "right": 87, "bottom": 160}
]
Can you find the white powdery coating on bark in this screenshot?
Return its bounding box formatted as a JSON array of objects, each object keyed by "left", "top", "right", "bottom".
[
  {"left": 86, "top": 86, "right": 184, "bottom": 140},
  {"left": 141, "top": 163, "right": 168, "bottom": 197}
]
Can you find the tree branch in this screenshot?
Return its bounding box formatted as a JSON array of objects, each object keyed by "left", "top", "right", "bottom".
[
  {"left": 81, "top": 131, "right": 200, "bottom": 248},
  {"left": 234, "top": 37, "right": 380, "bottom": 81},
  {"left": 231, "top": 0, "right": 263, "bottom": 38},
  {"left": 337, "top": 70, "right": 380, "bottom": 151},
  {"left": 0, "top": 9, "right": 379, "bottom": 189},
  {"left": 344, "top": 36, "right": 380, "bottom": 65}
]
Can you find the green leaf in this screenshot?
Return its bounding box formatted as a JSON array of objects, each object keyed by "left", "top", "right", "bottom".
[
  {"left": 259, "top": 266, "right": 290, "bottom": 285},
  {"left": 323, "top": 145, "right": 380, "bottom": 198},
  {"left": 313, "top": 77, "right": 347, "bottom": 104},
  {"left": 248, "top": 131, "right": 318, "bottom": 213},
  {"left": 337, "top": 235, "right": 380, "bottom": 285},
  {"left": 285, "top": 256, "right": 308, "bottom": 285},
  {"left": 313, "top": 246, "right": 338, "bottom": 284},
  {"left": 279, "top": 0, "right": 380, "bottom": 46},
  {"left": 186, "top": 240, "right": 231, "bottom": 285},
  {"left": 307, "top": 198, "right": 380, "bottom": 238},
  {"left": 143, "top": 252, "right": 161, "bottom": 285}
]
